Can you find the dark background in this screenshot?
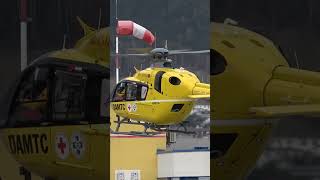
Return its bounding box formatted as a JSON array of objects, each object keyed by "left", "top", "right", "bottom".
[
  {"left": 0, "top": 0, "right": 109, "bottom": 96},
  {"left": 211, "top": 0, "right": 320, "bottom": 179}
]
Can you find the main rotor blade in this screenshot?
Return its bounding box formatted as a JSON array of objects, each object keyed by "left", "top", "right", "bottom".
[
  {"left": 111, "top": 53, "right": 150, "bottom": 57},
  {"left": 169, "top": 50, "right": 210, "bottom": 55},
  {"left": 167, "top": 49, "right": 191, "bottom": 53}
]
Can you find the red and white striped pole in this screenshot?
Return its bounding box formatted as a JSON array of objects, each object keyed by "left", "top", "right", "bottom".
[
  {"left": 115, "top": 0, "right": 120, "bottom": 83},
  {"left": 116, "top": 35, "right": 119, "bottom": 83},
  {"left": 20, "top": 0, "right": 28, "bottom": 71},
  {"left": 115, "top": 20, "right": 155, "bottom": 83}
]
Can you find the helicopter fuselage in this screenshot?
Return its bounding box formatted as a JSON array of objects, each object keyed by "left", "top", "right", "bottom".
[
  {"left": 0, "top": 24, "right": 110, "bottom": 180},
  {"left": 111, "top": 67, "right": 210, "bottom": 125},
  {"left": 212, "top": 22, "right": 320, "bottom": 179}
]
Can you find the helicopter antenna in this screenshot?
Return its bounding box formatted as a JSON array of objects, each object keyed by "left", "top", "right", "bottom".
[
  {"left": 154, "top": 32, "right": 157, "bottom": 48},
  {"left": 224, "top": 18, "right": 238, "bottom": 26},
  {"left": 134, "top": 66, "right": 140, "bottom": 73},
  {"left": 62, "top": 34, "right": 67, "bottom": 50},
  {"left": 294, "top": 50, "right": 300, "bottom": 69},
  {"left": 98, "top": 8, "right": 102, "bottom": 30}
]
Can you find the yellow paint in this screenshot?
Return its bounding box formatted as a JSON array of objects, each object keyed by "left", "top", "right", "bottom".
[
  {"left": 110, "top": 136, "right": 166, "bottom": 180},
  {"left": 0, "top": 140, "right": 42, "bottom": 180},
  {"left": 0, "top": 18, "right": 181, "bottom": 180},
  {"left": 212, "top": 22, "right": 320, "bottom": 179},
  {"left": 110, "top": 109, "right": 166, "bottom": 180},
  {"left": 0, "top": 19, "right": 110, "bottom": 180},
  {"left": 1, "top": 125, "right": 109, "bottom": 180},
  {"left": 112, "top": 67, "right": 210, "bottom": 125}
]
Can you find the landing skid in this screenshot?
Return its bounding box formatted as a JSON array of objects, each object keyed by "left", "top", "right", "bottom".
[{"left": 113, "top": 115, "right": 195, "bottom": 136}]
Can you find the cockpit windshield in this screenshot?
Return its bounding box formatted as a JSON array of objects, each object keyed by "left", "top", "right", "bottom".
[{"left": 112, "top": 81, "right": 148, "bottom": 102}]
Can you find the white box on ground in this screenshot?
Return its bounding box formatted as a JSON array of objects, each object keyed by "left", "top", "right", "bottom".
[{"left": 157, "top": 149, "right": 210, "bottom": 178}]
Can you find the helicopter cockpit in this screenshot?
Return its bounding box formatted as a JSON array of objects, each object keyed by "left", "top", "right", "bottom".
[
  {"left": 0, "top": 56, "right": 110, "bottom": 128},
  {"left": 112, "top": 81, "right": 148, "bottom": 102}
]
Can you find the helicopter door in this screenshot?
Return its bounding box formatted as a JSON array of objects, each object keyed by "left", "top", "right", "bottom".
[
  {"left": 154, "top": 71, "right": 166, "bottom": 93},
  {"left": 125, "top": 82, "right": 151, "bottom": 121},
  {"left": 50, "top": 69, "right": 93, "bottom": 177}
]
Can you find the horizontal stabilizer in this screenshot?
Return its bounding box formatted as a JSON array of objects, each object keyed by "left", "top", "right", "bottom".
[{"left": 250, "top": 104, "right": 320, "bottom": 117}]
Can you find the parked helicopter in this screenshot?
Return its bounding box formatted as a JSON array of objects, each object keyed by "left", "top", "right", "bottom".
[
  {"left": 0, "top": 18, "right": 110, "bottom": 180},
  {"left": 111, "top": 47, "right": 210, "bottom": 134},
  {"left": 212, "top": 20, "right": 320, "bottom": 179}
]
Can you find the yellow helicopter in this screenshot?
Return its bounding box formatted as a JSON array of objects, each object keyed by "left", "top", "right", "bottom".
[
  {"left": 111, "top": 48, "right": 210, "bottom": 134},
  {"left": 212, "top": 20, "right": 320, "bottom": 179},
  {"left": 0, "top": 17, "right": 110, "bottom": 180}
]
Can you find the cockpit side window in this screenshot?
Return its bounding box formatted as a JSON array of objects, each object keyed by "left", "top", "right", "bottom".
[
  {"left": 85, "top": 75, "right": 109, "bottom": 124},
  {"left": 139, "top": 86, "right": 148, "bottom": 100},
  {"left": 112, "top": 82, "right": 126, "bottom": 102},
  {"left": 126, "top": 83, "right": 138, "bottom": 101},
  {"left": 112, "top": 81, "right": 148, "bottom": 102},
  {"left": 211, "top": 49, "right": 227, "bottom": 75},
  {"left": 9, "top": 67, "right": 49, "bottom": 127},
  {"left": 154, "top": 71, "right": 165, "bottom": 93},
  {"left": 53, "top": 70, "right": 86, "bottom": 122}
]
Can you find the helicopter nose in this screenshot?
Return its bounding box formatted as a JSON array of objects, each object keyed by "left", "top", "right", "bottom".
[{"left": 192, "top": 83, "right": 210, "bottom": 96}]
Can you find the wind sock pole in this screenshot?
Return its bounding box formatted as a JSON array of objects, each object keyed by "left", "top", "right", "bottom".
[
  {"left": 20, "top": 0, "right": 28, "bottom": 71},
  {"left": 115, "top": 0, "right": 120, "bottom": 83}
]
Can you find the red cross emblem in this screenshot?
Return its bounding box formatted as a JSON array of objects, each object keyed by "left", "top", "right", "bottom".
[
  {"left": 58, "top": 137, "right": 66, "bottom": 154},
  {"left": 55, "top": 134, "right": 69, "bottom": 159}
]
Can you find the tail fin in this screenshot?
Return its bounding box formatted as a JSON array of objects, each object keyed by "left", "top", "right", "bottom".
[{"left": 77, "top": 16, "right": 95, "bottom": 35}]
